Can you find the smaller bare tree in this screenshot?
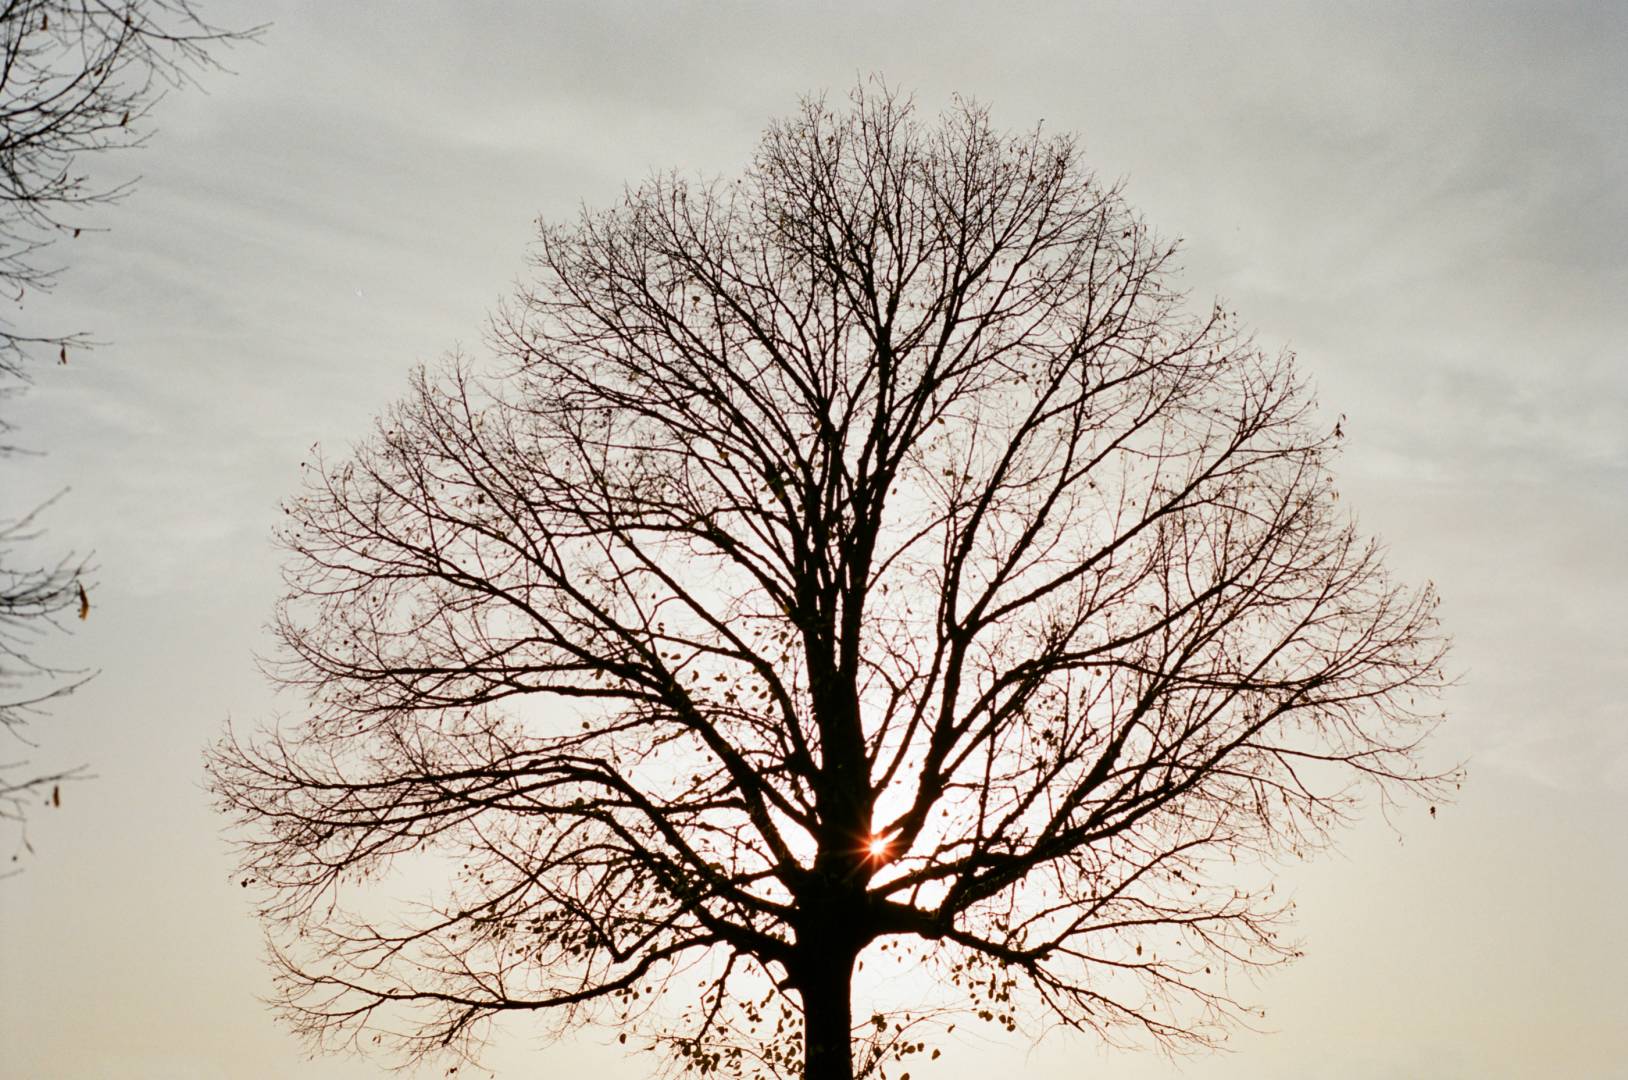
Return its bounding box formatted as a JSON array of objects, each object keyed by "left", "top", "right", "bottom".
[
  {"left": 0, "top": 494, "right": 88, "bottom": 866},
  {"left": 1, "top": 0, "right": 259, "bottom": 863},
  {"left": 1, "top": 0, "right": 260, "bottom": 373}
]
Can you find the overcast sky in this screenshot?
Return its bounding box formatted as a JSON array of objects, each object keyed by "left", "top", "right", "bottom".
[{"left": 2, "top": 3, "right": 1624, "bottom": 1078}]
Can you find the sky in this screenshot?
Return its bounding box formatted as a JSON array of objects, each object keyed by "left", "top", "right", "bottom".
[{"left": 2, "top": 2, "right": 1625, "bottom": 1077}]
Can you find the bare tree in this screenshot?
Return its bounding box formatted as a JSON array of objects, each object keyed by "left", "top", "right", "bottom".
[
  {"left": 0, "top": 492, "right": 88, "bottom": 863},
  {"left": 1, "top": 0, "right": 257, "bottom": 374},
  {"left": 211, "top": 87, "right": 1451, "bottom": 1080},
  {"left": 0, "top": 1, "right": 258, "bottom": 862}
]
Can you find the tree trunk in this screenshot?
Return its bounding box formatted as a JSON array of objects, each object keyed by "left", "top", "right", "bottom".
[{"left": 801, "top": 948, "right": 857, "bottom": 1080}]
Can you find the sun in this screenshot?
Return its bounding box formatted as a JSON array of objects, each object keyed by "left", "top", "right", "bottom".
[{"left": 866, "top": 835, "right": 889, "bottom": 859}]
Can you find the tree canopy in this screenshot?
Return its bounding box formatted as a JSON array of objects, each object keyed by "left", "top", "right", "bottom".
[{"left": 211, "top": 86, "right": 1450, "bottom": 1080}]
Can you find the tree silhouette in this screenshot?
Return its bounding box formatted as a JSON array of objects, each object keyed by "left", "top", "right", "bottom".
[
  {"left": 2, "top": 0, "right": 257, "bottom": 377},
  {"left": 1, "top": 1, "right": 258, "bottom": 864},
  {"left": 1, "top": 492, "right": 89, "bottom": 849},
  {"left": 211, "top": 86, "right": 1451, "bottom": 1080}
]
